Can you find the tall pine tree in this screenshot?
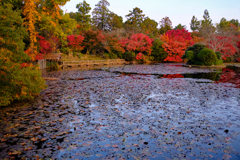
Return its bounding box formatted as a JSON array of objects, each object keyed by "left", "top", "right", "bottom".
[
  {"left": 92, "top": 0, "right": 111, "bottom": 31},
  {"left": 76, "top": 0, "right": 91, "bottom": 31}
]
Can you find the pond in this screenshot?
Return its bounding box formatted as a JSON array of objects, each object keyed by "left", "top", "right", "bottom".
[{"left": 0, "top": 64, "right": 240, "bottom": 159}]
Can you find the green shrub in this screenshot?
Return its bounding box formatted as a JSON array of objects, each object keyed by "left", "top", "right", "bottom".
[
  {"left": 103, "top": 53, "right": 118, "bottom": 59},
  {"left": 185, "top": 51, "right": 194, "bottom": 60},
  {"left": 215, "top": 52, "right": 222, "bottom": 60},
  {"left": 0, "top": 49, "right": 47, "bottom": 106},
  {"left": 147, "top": 33, "right": 155, "bottom": 39},
  {"left": 109, "top": 53, "right": 118, "bottom": 59},
  {"left": 73, "top": 52, "right": 78, "bottom": 57},
  {"left": 116, "top": 52, "right": 123, "bottom": 59},
  {"left": 193, "top": 61, "right": 205, "bottom": 65},
  {"left": 149, "top": 56, "right": 154, "bottom": 61},
  {"left": 197, "top": 48, "right": 217, "bottom": 66},
  {"left": 183, "top": 44, "right": 224, "bottom": 66},
  {"left": 151, "top": 39, "right": 168, "bottom": 62},
  {"left": 60, "top": 47, "right": 70, "bottom": 55},
  {"left": 185, "top": 43, "right": 206, "bottom": 55},
  {"left": 77, "top": 53, "right": 82, "bottom": 59},
  {"left": 0, "top": 4, "right": 46, "bottom": 106},
  {"left": 103, "top": 53, "right": 110, "bottom": 59},
  {"left": 183, "top": 43, "right": 206, "bottom": 64},
  {"left": 123, "top": 51, "right": 135, "bottom": 61},
  {"left": 214, "top": 59, "right": 223, "bottom": 65}
]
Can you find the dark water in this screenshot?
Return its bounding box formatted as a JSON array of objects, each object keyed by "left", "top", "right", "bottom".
[{"left": 0, "top": 64, "right": 239, "bottom": 159}]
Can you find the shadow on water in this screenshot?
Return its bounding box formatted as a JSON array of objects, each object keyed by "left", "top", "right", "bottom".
[
  {"left": 112, "top": 71, "right": 222, "bottom": 81},
  {"left": 111, "top": 66, "right": 240, "bottom": 86}
]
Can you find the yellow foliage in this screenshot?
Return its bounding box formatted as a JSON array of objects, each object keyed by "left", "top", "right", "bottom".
[
  {"left": 160, "top": 34, "right": 169, "bottom": 43},
  {"left": 15, "top": 94, "right": 20, "bottom": 99},
  {"left": 23, "top": 0, "right": 40, "bottom": 61},
  {"left": 21, "top": 91, "right": 27, "bottom": 96}
]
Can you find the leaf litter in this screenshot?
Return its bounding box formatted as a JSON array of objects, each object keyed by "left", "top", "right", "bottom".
[{"left": 0, "top": 64, "right": 239, "bottom": 159}]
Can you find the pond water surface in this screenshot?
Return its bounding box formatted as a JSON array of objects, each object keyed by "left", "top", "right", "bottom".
[{"left": 0, "top": 64, "right": 240, "bottom": 160}]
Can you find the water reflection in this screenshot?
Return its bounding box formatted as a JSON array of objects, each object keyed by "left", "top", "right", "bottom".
[
  {"left": 1, "top": 64, "right": 239, "bottom": 159},
  {"left": 216, "top": 67, "right": 240, "bottom": 88}
]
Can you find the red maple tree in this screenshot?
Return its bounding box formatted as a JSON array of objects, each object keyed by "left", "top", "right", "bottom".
[
  {"left": 119, "top": 33, "right": 153, "bottom": 56},
  {"left": 37, "top": 35, "right": 52, "bottom": 54},
  {"left": 25, "top": 48, "right": 44, "bottom": 60},
  {"left": 207, "top": 35, "right": 238, "bottom": 59},
  {"left": 82, "top": 29, "right": 106, "bottom": 54},
  {"left": 67, "top": 35, "right": 85, "bottom": 52},
  {"left": 236, "top": 36, "right": 240, "bottom": 62},
  {"left": 160, "top": 29, "right": 194, "bottom": 62},
  {"left": 135, "top": 52, "right": 145, "bottom": 60},
  {"left": 104, "top": 33, "right": 125, "bottom": 54}
]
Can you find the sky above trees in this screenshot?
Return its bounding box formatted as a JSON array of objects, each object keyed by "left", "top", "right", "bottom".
[{"left": 62, "top": 0, "right": 240, "bottom": 31}]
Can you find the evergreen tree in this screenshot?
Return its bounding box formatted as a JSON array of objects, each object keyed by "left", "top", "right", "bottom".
[
  {"left": 190, "top": 16, "right": 200, "bottom": 31},
  {"left": 76, "top": 0, "right": 91, "bottom": 31},
  {"left": 229, "top": 19, "right": 240, "bottom": 28},
  {"left": 174, "top": 24, "right": 186, "bottom": 30},
  {"left": 125, "top": 7, "right": 145, "bottom": 32},
  {"left": 92, "top": 0, "right": 111, "bottom": 31},
  {"left": 141, "top": 17, "right": 158, "bottom": 35},
  {"left": 199, "top": 9, "right": 215, "bottom": 39},
  {"left": 201, "top": 9, "right": 212, "bottom": 26},
  {"left": 108, "top": 12, "right": 123, "bottom": 30},
  {"left": 159, "top": 16, "right": 172, "bottom": 34}
]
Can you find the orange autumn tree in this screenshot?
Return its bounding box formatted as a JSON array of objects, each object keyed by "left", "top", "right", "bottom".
[
  {"left": 191, "top": 31, "right": 205, "bottom": 43},
  {"left": 160, "top": 29, "right": 194, "bottom": 62},
  {"left": 37, "top": 0, "right": 76, "bottom": 54},
  {"left": 41, "top": 0, "right": 62, "bottom": 19},
  {"left": 82, "top": 29, "right": 106, "bottom": 55},
  {"left": 104, "top": 32, "right": 125, "bottom": 56},
  {"left": 67, "top": 34, "right": 85, "bottom": 53},
  {"left": 23, "top": 0, "right": 40, "bottom": 60},
  {"left": 0, "top": 3, "right": 46, "bottom": 106}
]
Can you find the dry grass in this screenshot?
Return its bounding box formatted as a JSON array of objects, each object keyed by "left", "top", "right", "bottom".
[
  {"left": 224, "top": 62, "right": 240, "bottom": 67},
  {"left": 43, "top": 77, "right": 60, "bottom": 81},
  {"left": 62, "top": 53, "right": 105, "bottom": 61}
]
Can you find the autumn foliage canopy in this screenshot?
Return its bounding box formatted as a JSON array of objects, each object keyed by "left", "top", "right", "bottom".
[
  {"left": 135, "top": 52, "right": 145, "bottom": 61},
  {"left": 160, "top": 29, "right": 194, "bottom": 62},
  {"left": 207, "top": 35, "right": 238, "bottom": 59},
  {"left": 119, "top": 33, "right": 153, "bottom": 56},
  {"left": 67, "top": 35, "right": 85, "bottom": 52}
]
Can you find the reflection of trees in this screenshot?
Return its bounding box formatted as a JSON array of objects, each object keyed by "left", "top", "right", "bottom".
[
  {"left": 162, "top": 74, "right": 184, "bottom": 79},
  {"left": 183, "top": 71, "right": 222, "bottom": 81},
  {"left": 160, "top": 72, "right": 222, "bottom": 81},
  {"left": 217, "top": 67, "right": 240, "bottom": 88}
]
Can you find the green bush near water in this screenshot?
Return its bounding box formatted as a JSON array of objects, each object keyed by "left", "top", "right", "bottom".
[
  {"left": 61, "top": 47, "right": 70, "bottom": 55},
  {"left": 197, "top": 48, "right": 218, "bottom": 66},
  {"left": 123, "top": 51, "right": 135, "bottom": 61},
  {"left": 0, "top": 3, "right": 46, "bottom": 106},
  {"left": 103, "top": 53, "right": 118, "bottom": 59},
  {"left": 185, "top": 51, "right": 194, "bottom": 61},
  {"left": 182, "top": 43, "right": 206, "bottom": 65},
  {"left": 151, "top": 39, "right": 168, "bottom": 62},
  {"left": 183, "top": 43, "right": 223, "bottom": 66}
]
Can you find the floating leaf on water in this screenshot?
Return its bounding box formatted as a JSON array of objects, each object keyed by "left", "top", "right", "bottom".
[{"left": 30, "top": 137, "right": 39, "bottom": 142}]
